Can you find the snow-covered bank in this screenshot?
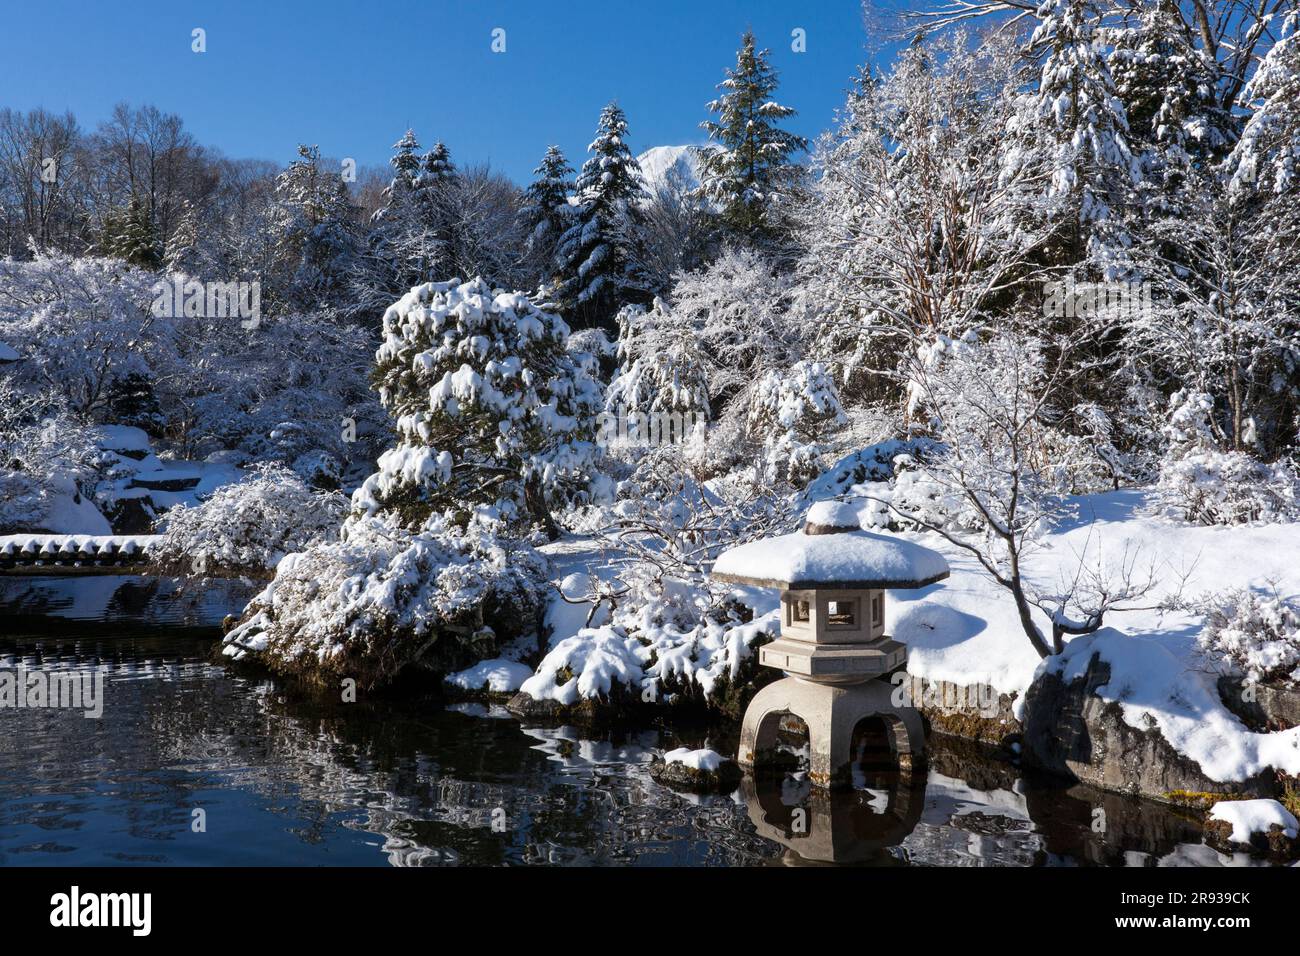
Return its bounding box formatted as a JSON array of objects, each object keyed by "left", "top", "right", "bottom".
[
  {"left": 504, "top": 487, "right": 1300, "bottom": 802},
  {"left": 889, "top": 490, "right": 1300, "bottom": 702}
]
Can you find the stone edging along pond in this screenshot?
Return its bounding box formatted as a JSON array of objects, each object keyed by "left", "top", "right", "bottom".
[{"left": 500, "top": 659, "right": 1300, "bottom": 812}]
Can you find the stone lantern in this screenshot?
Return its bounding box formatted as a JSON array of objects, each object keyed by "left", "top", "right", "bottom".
[{"left": 712, "top": 500, "right": 949, "bottom": 788}]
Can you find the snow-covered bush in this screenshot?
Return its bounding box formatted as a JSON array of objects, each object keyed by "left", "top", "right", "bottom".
[
  {"left": 153, "top": 463, "right": 347, "bottom": 576},
  {"left": 1155, "top": 392, "right": 1300, "bottom": 525},
  {"left": 0, "top": 382, "right": 102, "bottom": 533},
  {"left": 357, "top": 277, "right": 601, "bottom": 533},
  {"left": 517, "top": 448, "right": 791, "bottom": 715},
  {"left": 1199, "top": 589, "right": 1300, "bottom": 686},
  {"left": 1157, "top": 451, "right": 1300, "bottom": 525},
  {"left": 605, "top": 299, "right": 711, "bottom": 419},
  {"left": 748, "top": 359, "right": 847, "bottom": 487},
  {"left": 224, "top": 512, "right": 548, "bottom": 689}
]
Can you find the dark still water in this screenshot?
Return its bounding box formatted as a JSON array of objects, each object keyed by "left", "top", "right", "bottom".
[{"left": 0, "top": 575, "right": 1272, "bottom": 867}]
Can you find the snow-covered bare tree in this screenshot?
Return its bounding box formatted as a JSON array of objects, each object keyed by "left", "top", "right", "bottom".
[
  {"left": 877, "top": 324, "right": 1157, "bottom": 657},
  {"left": 798, "top": 32, "right": 1052, "bottom": 402}
]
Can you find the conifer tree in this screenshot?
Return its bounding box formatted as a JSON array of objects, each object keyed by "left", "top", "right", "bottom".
[
  {"left": 554, "top": 102, "right": 653, "bottom": 329},
  {"left": 272, "top": 145, "right": 360, "bottom": 312},
  {"left": 420, "top": 141, "right": 461, "bottom": 273},
  {"left": 364, "top": 130, "right": 441, "bottom": 299},
  {"left": 101, "top": 195, "right": 161, "bottom": 268},
  {"left": 999, "top": 0, "right": 1141, "bottom": 271},
  {"left": 518, "top": 145, "right": 574, "bottom": 284},
  {"left": 698, "top": 30, "right": 808, "bottom": 249}
]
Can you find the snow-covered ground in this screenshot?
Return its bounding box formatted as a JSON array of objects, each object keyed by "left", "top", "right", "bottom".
[{"left": 523, "top": 488, "right": 1300, "bottom": 785}]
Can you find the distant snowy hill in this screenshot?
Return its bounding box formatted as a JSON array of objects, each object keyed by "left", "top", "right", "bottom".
[{"left": 635, "top": 145, "right": 713, "bottom": 195}]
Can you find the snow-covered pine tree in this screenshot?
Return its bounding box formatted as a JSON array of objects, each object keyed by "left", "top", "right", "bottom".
[
  {"left": 518, "top": 145, "right": 573, "bottom": 286},
  {"left": 101, "top": 195, "right": 162, "bottom": 269},
  {"left": 999, "top": 0, "right": 1142, "bottom": 273},
  {"left": 1108, "top": 0, "right": 1233, "bottom": 178},
  {"left": 163, "top": 199, "right": 200, "bottom": 273},
  {"left": 1227, "top": 10, "right": 1300, "bottom": 199},
  {"left": 553, "top": 102, "right": 654, "bottom": 330},
  {"left": 356, "top": 277, "right": 602, "bottom": 536},
  {"left": 698, "top": 30, "right": 808, "bottom": 251},
  {"left": 272, "top": 145, "right": 361, "bottom": 313},
  {"left": 356, "top": 130, "right": 447, "bottom": 316},
  {"left": 419, "top": 141, "right": 461, "bottom": 266}
]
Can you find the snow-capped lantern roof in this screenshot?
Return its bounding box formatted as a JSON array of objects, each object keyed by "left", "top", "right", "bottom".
[{"left": 712, "top": 500, "right": 950, "bottom": 591}]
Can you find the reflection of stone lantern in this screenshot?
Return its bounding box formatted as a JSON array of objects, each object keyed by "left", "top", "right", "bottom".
[{"left": 712, "top": 500, "right": 949, "bottom": 789}]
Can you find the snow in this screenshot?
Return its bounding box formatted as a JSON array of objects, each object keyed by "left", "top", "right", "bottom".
[
  {"left": 712, "top": 527, "right": 950, "bottom": 589},
  {"left": 1208, "top": 799, "right": 1299, "bottom": 844},
  {"left": 0, "top": 341, "right": 18, "bottom": 361},
  {"left": 445, "top": 658, "right": 534, "bottom": 694},
  {"left": 39, "top": 487, "right": 112, "bottom": 536},
  {"left": 635, "top": 145, "right": 710, "bottom": 195},
  {"left": 0, "top": 533, "right": 160, "bottom": 555},
  {"left": 662, "top": 747, "right": 726, "bottom": 772},
  {"left": 1046, "top": 628, "right": 1300, "bottom": 781},
  {"left": 852, "top": 488, "right": 1300, "bottom": 782},
  {"left": 805, "top": 499, "right": 862, "bottom": 529},
  {"left": 92, "top": 425, "right": 153, "bottom": 454}
]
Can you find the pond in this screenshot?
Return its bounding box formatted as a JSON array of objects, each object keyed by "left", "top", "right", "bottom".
[{"left": 0, "top": 575, "right": 1276, "bottom": 866}]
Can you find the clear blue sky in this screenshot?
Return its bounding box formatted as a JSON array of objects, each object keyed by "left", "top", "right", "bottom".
[{"left": 0, "top": 0, "right": 903, "bottom": 182}]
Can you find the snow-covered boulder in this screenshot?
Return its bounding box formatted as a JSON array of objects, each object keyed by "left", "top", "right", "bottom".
[
  {"left": 649, "top": 747, "right": 742, "bottom": 793},
  {"left": 444, "top": 658, "right": 535, "bottom": 697},
  {"left": 1205, "top": 799, "right": 1299, "bottom": 858},
  {"left": 1021, "top": 630, "right": 1297, "bottom": 802}
]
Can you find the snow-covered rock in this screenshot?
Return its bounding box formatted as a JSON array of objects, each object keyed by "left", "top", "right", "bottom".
[
  {"left": 650, "top": 746, "right": 742, "bottom": 793},
  {"left": 445, "top": 658, "right": 535, "bottom": 695},
  {"left": 1206, "top": 799, "right": 1299, "bottom": 858}
]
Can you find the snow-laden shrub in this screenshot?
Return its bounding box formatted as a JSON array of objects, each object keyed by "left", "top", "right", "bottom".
[
  {"left": 224, "top": 512, "right": 548, "bottom": 689},
  {"left": 605, "top": 299, "right": 711, "bottom": 417},
  {"left": 1157, "top": 450, "right": 1300, "bottom": 525},
  {"left": 1155, "top": 391, "right": 1300, "bottom": 525},
  {"left": 748, "top": 359, "right": 847, "bottom": 487},
  {"left": 153, "top": 463, "right": 347, "bottom": 576},
  {"left": 357, "top": 277, "right": 602, "bottom": 532},
  {"left": 520, "top": 575, "right": 779, "bottom": 716},
  {"left": 0, "top": 382, "right": 101, "bottom": 533},
  {"left": 518, "top": 451, "right": 791, "bottom": 715},
  {"left": 1199, "top": 589, "right": 1300, "bottom": 686}
]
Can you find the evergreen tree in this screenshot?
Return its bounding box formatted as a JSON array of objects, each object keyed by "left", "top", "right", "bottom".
[
  {"left": 554, "top": 102, "right": 653, "bottom": 329},
  {"left": 698, "top": 30, "right": 808, "bottom": 249},
  {"left": 362, "top": 129, "right": 443, "bottom": 302},
  {"left": 272, "top": 145, "right": 361, "bottom": 313},
  {"left": 999, "top": 0, "right": 1142, "bottom": 272},
  {"left": 518, "top": 145, "right": 574, "bottom": 285},
  {"left": 163, "top": 198, "right": 200, "bottom": 273},
  {"left": 361, "top": 277, "right": 601, "bottom": 535},
  {"left": 101, "top": 194, "right": 161, "bottom": 268},
  {"left": 1227, "top": 10, "right": 1300, "bottom": 199},
  {"left": 1109, "top": 0, "right": 1233, "bottom": 172},
  {"left": 420, "top": 141, "right": 461, "bottom": 273}
]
